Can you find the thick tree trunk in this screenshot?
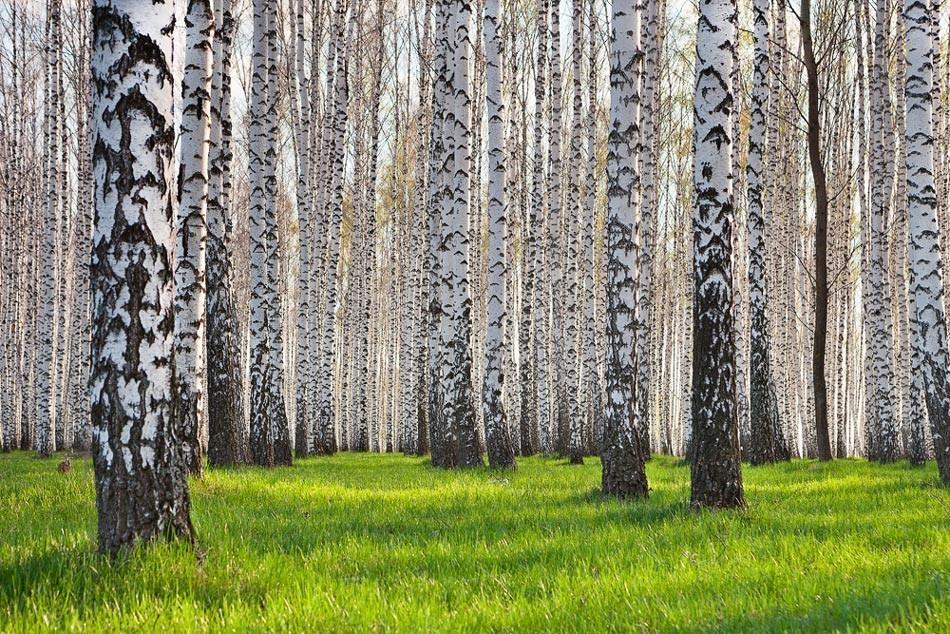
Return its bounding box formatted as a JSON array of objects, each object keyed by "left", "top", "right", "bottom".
[
  {"left": 438, "top": 0, "right": 482, "bottom": 468},
  {"left": 602, "top": 1, "right": 648, "bottom": 499},
  {"left": 689, "top": 0, "right": 745, "bottom": 509},
  {"left": 90, "top": 0, "right": 195, "bottom": 555}
]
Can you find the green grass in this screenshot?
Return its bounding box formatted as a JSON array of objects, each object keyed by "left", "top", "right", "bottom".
[{"left": 1, "top": 452, "right": 947, "bottom": 633}]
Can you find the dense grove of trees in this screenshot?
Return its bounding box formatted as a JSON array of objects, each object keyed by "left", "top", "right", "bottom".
[{"left": 0, "top": 0, "right": 948, "bottom": 551}]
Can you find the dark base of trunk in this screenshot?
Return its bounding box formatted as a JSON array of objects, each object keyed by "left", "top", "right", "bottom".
[
  {"left": 601, "top": 442, "right": 648, "bottom": 499},
  {"left": 294, "top": 408, "right": 309, "bottom": 459},
  {"left": 638, "top": 418, "right": 651, "bottom": 461},
  {"left": 488, "top": 449, "right": 517, "bottom": 470},
  {"left": 456, "top": 446, "right": 483, "bottom": 469},
  {"left": 208, "top": 426, "right": 245, "bottom": 467},
  {"left": 601, "top": 461, "right": 648, "bottom": 498},
  {"left": 520, "top": 415, "right": 537, "bottom": 457},
  {"left": 748, "top": 435, "right": 791, "bottom": 465},
  {"left": 249, "top": 443, "right": 273, "bottom": 467},
  {"left": 94, "top": 448, "right": 196, "bottom": 556},
  {"left": 429, "top": 423, "right": 455, "bottom": 468},
  {"left": 311, "top": 413, "right": 337, "bottom": 456},
  {"left": 690, "top": 463, "right": 746, "bottom": 509},
  {"left": 487, "top": 418, "right": 517, "bottom": 470},
  {"left": 273, "top": 414, "right": 293, "bottom": 466},
  {"left": 98, "top": 500, "right": 195, "bottom": 557},
  {"left": 176, "top": 390, "right": 204, "bottom": 477},
  {"left": 313, "top": 434, "right": 337, "bottom": 456},
  {"left": 455, "top": 405, "right": 483, "bottom": 468}
]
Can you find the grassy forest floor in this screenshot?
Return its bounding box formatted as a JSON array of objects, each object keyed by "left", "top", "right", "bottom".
[{"left": 1, "top": 452, "right": 948, "bottom": 632}]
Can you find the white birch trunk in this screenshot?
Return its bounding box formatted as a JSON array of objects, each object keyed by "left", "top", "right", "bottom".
[
  {"left": 90, "top": 0, "right": 194, "bottom": 554},
  {"left": 206, "top": 0, "right": 245, "bottom": 466},
  {"left": 313, "top": 5, "right": 350, "bottom": 456},
  {"left": 867, "top": 0, "right": 900, "bottom": 461},
  {"left": 690, "top": 0, "right": 745, "bottom": 508},
  {"left": 904, "top": 0, "right": 950, "bottom": 482},
  {"left": 438, "top": 0, "right": 482, "bottom": 468},
  {"left": 746, "top": 0, "right": 788, "bottom": 464},
  {"left": 602, "top": 1, "right": 648, "bottom": 498},
  {"left": 175, "top": 0, "right": 215, "bottom": 474},
  {"left": 483, "top": 0, "right": 515, "bottom": 469},
  {"left": 294, "top": 0, "right": 314, "bottom": 457}
]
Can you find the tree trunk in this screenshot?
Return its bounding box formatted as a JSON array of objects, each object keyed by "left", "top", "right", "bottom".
[
  {"left": 866, "top": 0, "right": 900, "bottom": 462},
  {"left": 438, "top": 0, "right": 482, "bottom": 468},
  {"left": 602, "top": 1, "right": 648, "bottom": 499},
  {"left": 207, "top": 0, "right": 246, "bottom": 467},
  {"left": 37, "top": 0, "right": 64, "bottom": 459},
  {"left": 249, "top": 0, "right": 291, "bottom": 467},
  {"left": 689, "top": 0, "right": 745, "bottom": 509},
  {"left": 428, "top": 0, "right": 451, "bottom": 466},
  {"left": 294, "top": 0, "right": 314, "bottom": 458},
  {"left": 483, "top": 0, "right": 516, "bottom": 470},
  {"left": 313, "top": 2, "right": 350, "bottom": 457},
  {"left": 90, "top": 0, "right": 195, "bottom": 554},
  {"left": 565, "top": 0, "right": 584, "bottom": 465},
  {"left": 800, "top": 0, "right": 833, "bottom": 462},
  {"left": 176, "top": 0, "right": 215, "bottom": 475},
  {"left": 904, "top": 0, "right": 950, "bottom": 482},
  {"left": 746, "top": 0, "right": 789, "bottom": 465}
]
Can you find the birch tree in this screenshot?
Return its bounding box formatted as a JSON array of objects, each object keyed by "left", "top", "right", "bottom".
[
  {"left": 904, "top": 0, "right": 950, "bottom": 482},
  {"left": 635, "top": 0, "right": 659, "bottom": 456},
  {"left": 483, "top": 0, "right": 516, "bottom": 469},
  {"left": 582, "top": 0, "right": 601, "bottom": 452},
  {"left": 866, "top": 0, "right": 900, "bottom": 462},
  {"left": 746, "top": 0, "right": 788, "bottom": 464},
  {"left": 602, "top": 1, "right": 648, "bottom": 498},
  {"left": 37, "top": 0, "right": 64, "bottom": 458},
  {"left": 206, "top": 0, "right": 245, "bottom": 466},
  {"left": 294, "top": 0, "right": 314, "bottom": 457},
  {"left": 547, "top": 0, "right": 564, "bottom": 446},
  {"left": 314, "top": 1, "right": 349, "bottom": 456},
  {"left": 690, "top": 0, "right": 745, "bottom": 509},
  {"left": 565, "top": 0, "right": 584, "bottom": 464},
  {"left": 175, "top": 0, "right": 215, "bottom": 475},
  {"left": 527, "top": 0, "right": 548, "bottom": 456},
  {"left": 438, "top": 0, "right": 482, "bottom": 468},
  {"left": 428, "top": 0, "right": 451, "bottom": 465},
  {"left": 249, "top": 0, "right": 291, "bottom": 466},
  {"left": 90, "top": 0, "right": 195, "bottom": 554}
]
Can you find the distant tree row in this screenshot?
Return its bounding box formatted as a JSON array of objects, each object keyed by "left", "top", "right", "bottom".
[{"left": 0, "top": 0, "right": 947, "bottom": 552}]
